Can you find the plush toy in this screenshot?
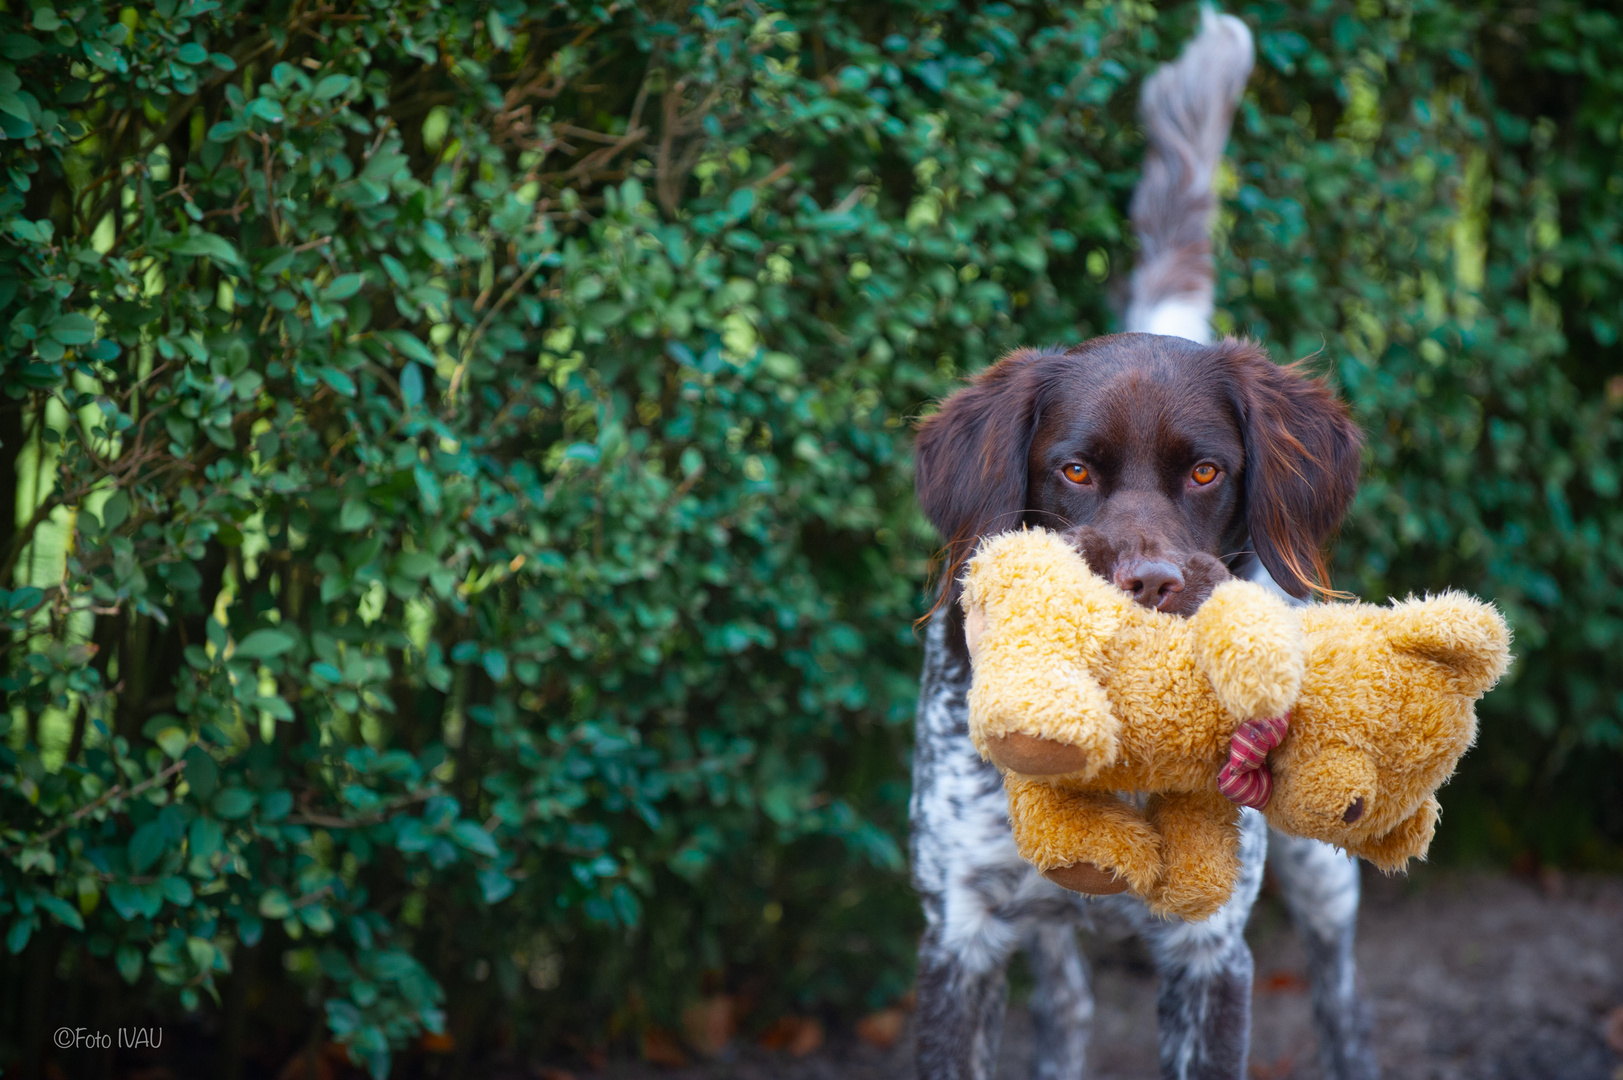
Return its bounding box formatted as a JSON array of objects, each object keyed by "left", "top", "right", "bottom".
[{"left": 960, "top": 527, "right": 1511, "bottom": 922}]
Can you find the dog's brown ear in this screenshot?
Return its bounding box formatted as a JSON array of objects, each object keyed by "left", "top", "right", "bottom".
[
  {"left": 915, "top": 348, "right": 1054, "bottom": 597},
  {"left": 1216, "top": 339, "right": 1362, "bottom": 599}
]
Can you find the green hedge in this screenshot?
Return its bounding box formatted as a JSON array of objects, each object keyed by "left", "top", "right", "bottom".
[{"left": 0, "top": 0, "right": 1618, "bottom": 1074}]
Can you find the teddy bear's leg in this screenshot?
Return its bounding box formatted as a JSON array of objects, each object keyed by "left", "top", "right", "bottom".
[
  {"left": 1189, "top": 579, "right": 1306, "bottom": 721},
  {"left": 1350, "top": 794, "right": 1440, "bottom": 874},
  {"left": 1142, "top": 789, "right": 1244, "bottom": 922},
  {"left": 1004, "top": 776, "right": 1163, "bottom": 898}
]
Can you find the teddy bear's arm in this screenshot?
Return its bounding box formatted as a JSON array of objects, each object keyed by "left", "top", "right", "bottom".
[
  {"left": 1188, "top": 579, "right": 1305, "bottom": 722},
  {"left": 1143, "top": 790, "right": 1245, "bottom": 922},
  {"left": 1004, "top": 776, "right": 1163, "bottom": 899},
  {"left": 962, "top": 530, "right": 1130, "bottom": 779}
]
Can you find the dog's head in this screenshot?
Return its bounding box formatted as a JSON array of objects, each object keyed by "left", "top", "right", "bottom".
[{"left": 916, "top": 334, "right": 1361, "bottom": 619}]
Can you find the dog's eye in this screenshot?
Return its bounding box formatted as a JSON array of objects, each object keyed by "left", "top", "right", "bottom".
[
  {"left": 1061, "top": 463, "right": 1091, "bottom": 485},
  {"left": 1191, "top": 463, "right": 1219, "bottom": 486}
]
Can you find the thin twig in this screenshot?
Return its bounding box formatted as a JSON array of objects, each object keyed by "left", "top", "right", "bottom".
[
  {"left": 448, "top": 251, "right": 550, "bottom": 402},
  {"left": 2, "top": 758, "right": 189, "bottom": 857}
]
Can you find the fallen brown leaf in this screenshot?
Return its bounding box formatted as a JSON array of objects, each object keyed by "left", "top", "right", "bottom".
[
  {"left": 682, "top": 994, "right": 736, "bottom": 1056},
  {"left": 1249, "top": 1054, "right": 1295, "bottom": 1080},
  {"left": 641, "top": 1027, "right": 689, "bottom": 1069},
  {"left": 855, "top": 1007, "right": 906, "bottom": 1050},
  {"left": 1260, "top": 970, "right": 1308, "bottom": 993},
  {"left": 418, "top": 1030, "right": 456, "bottom": 1054},
  {"left": 758, "top": 1015, "right": 825, "bottom": 1056}
]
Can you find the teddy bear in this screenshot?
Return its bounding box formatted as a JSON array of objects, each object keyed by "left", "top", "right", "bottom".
[{"left": 960, "top": 527, "right": 1511, "bottom": 921}]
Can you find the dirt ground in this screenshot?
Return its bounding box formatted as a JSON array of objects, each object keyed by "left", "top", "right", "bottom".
[{"left": 577, "top": 869, "right": 1623, "bottom": 1080}]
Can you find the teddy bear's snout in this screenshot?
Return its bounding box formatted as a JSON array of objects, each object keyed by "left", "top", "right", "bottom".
[{"left": 1342, "top": 798, "right": 1365, "bottom": 824}]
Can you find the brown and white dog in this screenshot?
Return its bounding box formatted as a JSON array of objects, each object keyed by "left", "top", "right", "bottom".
[{"left": 908, "top": 12, "right": 1379, "bottom": 1080}]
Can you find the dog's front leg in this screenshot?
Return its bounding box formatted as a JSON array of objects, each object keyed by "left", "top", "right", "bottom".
[
  {"left": 1107, "top": 806, "right": 1267, "bottom": 1080},
  {"left": 1267, "top": 831, "right": 1379, "bottom": 1080},
  {"left": 912, "top": 612, "right": 1030, "bottom": 1080},
  {"left": 1026, "top": 921, "right": 1093, "bottom": 1080},
  {"left": 916, "top": 919, "right": 1012, "bottom": 1080}
]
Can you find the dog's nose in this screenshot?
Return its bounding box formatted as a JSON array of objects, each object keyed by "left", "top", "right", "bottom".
[{"left": 1114, "top": 559, "right": 1185, "bottom": 610}]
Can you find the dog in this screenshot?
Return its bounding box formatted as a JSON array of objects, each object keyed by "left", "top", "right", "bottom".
[{"left": 908, "top": 13, "right": 1380, "bottom": 1080}]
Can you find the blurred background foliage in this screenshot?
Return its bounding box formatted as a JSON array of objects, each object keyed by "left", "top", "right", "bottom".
[{"left": 0, "top": 0, "right": 1618, "bottom": 1075}]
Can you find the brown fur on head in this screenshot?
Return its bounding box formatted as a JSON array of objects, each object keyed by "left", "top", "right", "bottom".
[{"left": 914, "top": 335, "right": 1362, "bottom": 628}]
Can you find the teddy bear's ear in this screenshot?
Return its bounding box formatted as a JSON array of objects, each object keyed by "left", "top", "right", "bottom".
[{"left": 1383, "top": 593, "right": 1512, "bottom": 695}]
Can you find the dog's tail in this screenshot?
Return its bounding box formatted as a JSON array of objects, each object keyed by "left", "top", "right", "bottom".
[{"left": 1124, "top": 9, "right": 1254, "bottom": 345}]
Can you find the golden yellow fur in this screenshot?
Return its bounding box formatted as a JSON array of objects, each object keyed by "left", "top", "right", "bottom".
[{"left": 961, "top": 528, "right": 1511, "bottom": 921}]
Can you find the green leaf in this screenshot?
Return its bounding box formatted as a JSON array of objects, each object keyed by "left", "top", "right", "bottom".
[
  {"left": 298, "top": 904, "right": 335, "bottom": 933},
  {"left": 246, "top": 97, "right": 284, "bottom": 124},
  {"left": 258, "top": 889, "right": 292, "bottom": 919},
  {"left": 155, "top": 726, "right": 189, "bottom": 760},
  {"left": 318, "top": 367, "right": 357, "bottom": 397},
  {"left": 313, "top": 73, "right": 351, "bottom": 99},
  {"left": 383, "top": 329, "right": 436, "bottom": 365},
  {"left": 234, "top": 628, "right": 295, "bottom": 659},
  {"left": 400, "top": 362, "right": 424, "bottom": 409},
  {"left": 116, "top": 945, "right": 142, "bottom": 983},
  {"left": 477, "top": 867, "right": 514, "bottom": 904},
  {"left": 175, "top": 42, "right": 208, "bottom": 64},
  {"left": 82, "top": 39, "right": 121, "bottom": 71},
  {"left": 188, "top": 816, "right": 223, "bottom": 862},
  {"left": 100, "top": 488, "right": 131, "bottom": 530},
  {"left": 45, "top": 313, "right": 95, "bottom": 345},
  {"left": 35, "top": 892, "right": 84, "bottom": 931},
  {"left": 163, "top": 877, "right": 194, "bottom": 907},
  {"left": 1, "top": 35, "right": 43, "bottom": 60},
  {"left": 172, "top": 233, "right": 243, "bottom": 268},
  {"left": 128, "top": 820, "right": 168, "bottom": 874},
  {"left": 395, "top": 551, "right": 437, "bottom": 579},
  {"left": 322, "top": 273, "right": 364, "bottom": 301},
  {"left": 450, "top": 821, "right": 498, "bottom": 857},
  {"left": 183, "top": 747, "right": 218, "bottom": 803},
  {"left": 212, "top": 788, "right": 255, "bottom": 820},
  {"left": 338, "top": 498, "right": 373, "bottom": 532}
]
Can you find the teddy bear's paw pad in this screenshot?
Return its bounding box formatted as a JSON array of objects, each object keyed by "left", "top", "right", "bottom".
[
  {"left": 985, "top": 732, "right": 1090, "bottom": 777},
  {"left": 1043, "top": 862, "right": 1130, "bottom": 895}
]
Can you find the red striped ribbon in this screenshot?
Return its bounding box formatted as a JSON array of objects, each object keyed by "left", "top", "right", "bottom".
[{"left": 1216, "top": 713, "right": 1290, "bottom": 809}]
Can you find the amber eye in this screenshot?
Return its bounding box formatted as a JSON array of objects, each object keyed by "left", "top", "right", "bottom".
[
  {"left": 1061, "top": 463, "right": 1091, "bottom": 485},
  {"left": 1191, "top": 463, "right": 1219, "bottom": 486}
]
